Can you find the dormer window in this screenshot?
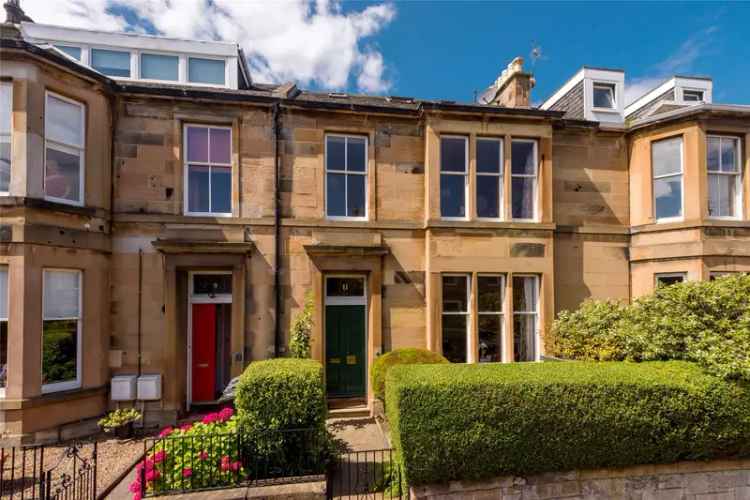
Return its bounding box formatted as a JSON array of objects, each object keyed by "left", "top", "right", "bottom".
[
  {"left": 54, "top": 45, "right": 81, "bottom": 61},
  {"left": 593, "top": 83, "right": 616, "bottom": 109},
  {"left": 188, "top": 58, "right": 226, "bottom": 86},
  {"left": 91, "top": 48, "right": 131, "bottom": 78},
  {"left": 141, "top": 53, "right": 179, "bottom": 81},
  {"left": 683, "top": 89, "right": 704, "bottom": 102}
]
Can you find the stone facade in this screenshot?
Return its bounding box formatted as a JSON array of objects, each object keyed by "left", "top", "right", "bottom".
[
  {"left": 410, "top": 459, "right": 750, "bottom": 500},
  {"left": 1, "top": 23, "right": 749, "bottom": 442}
]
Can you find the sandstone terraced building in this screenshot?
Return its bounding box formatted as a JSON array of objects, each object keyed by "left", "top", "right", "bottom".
[{"left": 1, "top": 8, "right": 749, "bottom": 443}]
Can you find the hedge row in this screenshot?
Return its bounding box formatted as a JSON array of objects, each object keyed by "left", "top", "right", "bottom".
[
  {"left": 386, "top": 361, "right": 750, "bottom": 485},
  {"left": 547, "top": 273, "right": 750, "bottom": 381},
  {"left": 371, "top": 348, "right": 448, "bottom": 401}
]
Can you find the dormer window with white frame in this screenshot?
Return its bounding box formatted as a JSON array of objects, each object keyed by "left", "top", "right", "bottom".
[
  {"left": 592, "top": 83, "right": 616, "bottom": 109},
  {"left": 682, "top": 89, "right": 704, "bottom": 102}
]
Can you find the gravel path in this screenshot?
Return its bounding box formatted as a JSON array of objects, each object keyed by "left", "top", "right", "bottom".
[{"left": 1, "top": 434, "right": 146, "bottom": 498}]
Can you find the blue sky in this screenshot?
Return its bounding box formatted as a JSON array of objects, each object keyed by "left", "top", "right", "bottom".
[
  {"left": 343, "top": 1, "right": 750, "bottom": 105},
  {"left": 25, "top": 1, "right": 750, "bottom": 106}
]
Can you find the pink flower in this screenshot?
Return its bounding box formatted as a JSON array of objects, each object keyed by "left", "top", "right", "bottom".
[
  {"left": 198, "top": 451, "right": 208, "bottom": 461},
  {"left": 218, "top": 407, "right": 234, "bottom": 422},
  {"left": 220, "top": 455, "right": 231, "bottom": 471},
  {"left": 158, "top": 426, "right": 173, "bottom": 438},
  {"left": 231, "top": 461, "right": 241, "bottom": 472},
  {"left": 128, "top": 480, "right": 141, "bottom": 493},
  {"left": 152, "top": 450, "right": 167, "bottom": 463},
  {"left": 201, "top": 413, "right": 219, "bottom": 425},
  {"left": 132, "top": 493, "right": 142, "bottom": 500},
  {"left": 179, "top": 423, "right": 193, "bottom": 432},
  {"left": 182, "top": 467, "right": 193, "bottom": 478},
  {"left": 145, "top": 468, "right": 161, "bottom": 482}
]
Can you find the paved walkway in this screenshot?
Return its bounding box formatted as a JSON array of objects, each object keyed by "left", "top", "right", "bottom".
[{"left": 327, "top": 416, "right": 389, "bottom": 452}]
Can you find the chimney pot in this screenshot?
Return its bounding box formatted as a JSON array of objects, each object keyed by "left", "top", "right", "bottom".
[{"left": 489, "top": 56, "right": 534, "bottom": 108}]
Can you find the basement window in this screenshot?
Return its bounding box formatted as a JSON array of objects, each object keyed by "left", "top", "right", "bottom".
[
  {"left": 44, "top": 92, "right": 85, "bottom": 206},
  {"left": 476, "top": 138, "right": 503, "bottom": 219},
  {"left": 0, "top": 82, "right": 10, "bottom": 194},
  {"left": 42, "top": 269, "right": 82, "bottom": 393},
  {"left": 593, "top": 83, "right": 616, "bottom": 109},
  {"left": 325, "top": 134, "right": 367, "bottom": 219},
  {"left": 655, "top": 273, "right": 686, "bottom": 288},
  {"left": 440, "top": 136, "right": 468, "bottom": 219},
  {"left": 442, "top": 274, "right": 470, "bottom": 363},
  {"left": 512, "top": 275, "right": 539, "bottom": 361},
  {"left": 0, "top": 267, "right": 7, "bottom": 396},
  {"left": 707, "top": 136, "right": 741, "bottom": 219},
  {"left": 652, "top": 136, "right": 683, "bottom": 221},
  {"left": 184, "top": 125, "right": 232, "bottom": 216}
]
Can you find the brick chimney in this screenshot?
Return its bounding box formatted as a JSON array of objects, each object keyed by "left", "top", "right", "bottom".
[{"left": 488, "top": 57, "right": 535, "bottom": 108}]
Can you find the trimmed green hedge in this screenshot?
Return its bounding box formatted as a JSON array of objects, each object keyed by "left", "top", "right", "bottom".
[
  {"left": 371, "top": 348, "right": 448, "bottom": 401},
  {"left": 235, "top": 358, "right": 326, "bottom": 434},
  {"left": 386, "top": 361, "right": 750, "bottom": 485}
]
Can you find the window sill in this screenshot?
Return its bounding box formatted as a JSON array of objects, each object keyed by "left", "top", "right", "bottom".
[
  {"left": 42, "top": 380, "right": 82, "bottom": 395},
  {"left": 0, "top": 196, "right": 100, "bottom": 217},
  {"left": 184, "top": 211, "right": 234, "bottom": 218},
  {"left": 44, "top": 195, "right": 84, "bottom": 208},
  {"left": 326, "top": 216, "right": 369, "bottom": 222},
  {"left": 591, "top": 107, "right": 620, "bottom": 114},
  {"left": 428, "top": 219, "right": 555, "bottom": 230},
  {"left": 0, "top": 384, "right": 106, "bottom": 410}
]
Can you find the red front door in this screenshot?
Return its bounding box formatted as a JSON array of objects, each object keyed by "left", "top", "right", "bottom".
[{"left": 192, "top": 303, "right": 216, "bottom": 402}]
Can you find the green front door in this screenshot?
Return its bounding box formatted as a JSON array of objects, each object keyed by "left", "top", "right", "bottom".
[{"left": 325, "top": 304, "right": 366, "bottom": 397}]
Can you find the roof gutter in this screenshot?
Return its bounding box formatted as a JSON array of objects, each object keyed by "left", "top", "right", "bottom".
[{"left": 628, "top": 103, "right": 750, "bottom": 131}]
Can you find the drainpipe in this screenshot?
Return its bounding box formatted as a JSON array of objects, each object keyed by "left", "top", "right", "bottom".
[
  {"left": 272, "top": 103, "right": 282, "bottom": 357},
  {"left": 137, "top": 248, "right": 143, "bottom": 377}
]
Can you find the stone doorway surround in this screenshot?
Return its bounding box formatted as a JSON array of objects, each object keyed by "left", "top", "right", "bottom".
[{"left": 304, "top": 235, "right": 387, "bottom": 414}]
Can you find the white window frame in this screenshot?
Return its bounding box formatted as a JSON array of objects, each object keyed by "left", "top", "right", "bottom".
[
  {"left": 187, "top": 55, "right": 228, "bottom": 87},
  {"left": 592, "top": 82, "right": 617, "bottom": 110},
  {"left": 138, "top": 50, "right": 181, "bottom": 83},
  {"left": 90, "top": 46, "right": 134, "bottom": 79},
  {"left": 654, "top": 272, "right": 687, "bottom": 288},
  {"left": 440, "top": 135, "right": 469, "bottom": 221},
  {"left": 652, "top": 136, "right": 684, "bottom": 223},
  {"left": 510, "top": 138, "right": 539, "bottom": 222},
  {"left": 707, "top": 135, "right": 742, "bottom": 221},
  {"left": 681, "top": 89, "right": 704, "bottom": 102},
  {"left": 0, "top": 82, "right": 12, "bottom": 196},
  {"left": 44, "top": 91, "right": 85, "bottom": 207},
  {"left": 512, "top": 274, "right": 540, "bottom": 362},
  {"left": 441, "top": 273, "right": 471, "bottom": 363},
  {"left": 41, "top": 269, "right": 82, "bottom": 394},
  {"left": 476, "top": 137, "right": 504, "bottom": 221},
  {"left": 183, "top": 124, "right": 233, "bottom": 217},
  {"left": 477, "top": 273, "right": 505, "bottom": 363},
  {"left": 324, "top": 133, "right": 369, "bottom": 221},
  {"left": 0, "top": 265, "right": 7, "bottom": 398}
]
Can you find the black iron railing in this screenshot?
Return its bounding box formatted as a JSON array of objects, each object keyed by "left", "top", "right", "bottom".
[
  {"left": 327, "top": 448, "right": 405, "bottom": 499},
  {"left": 139, "top": 427, "right": 327, "bottom": 497},
  {"left": 0, "top": 442, "right": 97, "bottom": 500}
]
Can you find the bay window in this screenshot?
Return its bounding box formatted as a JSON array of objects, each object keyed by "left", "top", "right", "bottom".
[
  {"left": 45, "top": 92, "right": 85, "bottom": 205},
  {"left": 325, "top": 134, "right": 367, "bottom": 219},
  {"left": 512, "top": 275, "right": 539, "bottom": 361},
  {"left": 441, "top": 274, "right": 470, "bottom": 363},
  {"left": 440, "top": 136, "right": 468, "bottom": 219},
  {"left": 0, "top": 82, "right": 10, "bottom": 194},
  {"left": 511, "top": 139, "right": 538, "bottom": 220},
  {"left": 707, "top": 136, "right": 741, "bottom": 219},
  {"left": 476, "top": 138, "right": 503, "bottom": 219},
  {"left": 0, "top": 267, "right": 7, "bottom": 396},
  {"left": 184, "top": 124, "right": 232, "bottom": 216},
  {"left": 42, "top": 269, "right": 81, "bottom": 393},
  {"left": 652, "top": 136, "right": 683, "bottom": 221},
  {"left": 478, "top": 275, "right": 504, "bottom": 362}
]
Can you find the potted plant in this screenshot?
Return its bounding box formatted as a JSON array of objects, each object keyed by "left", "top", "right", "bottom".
[{"left": 98, "top": 408, "right": 142, "bottom": 439}]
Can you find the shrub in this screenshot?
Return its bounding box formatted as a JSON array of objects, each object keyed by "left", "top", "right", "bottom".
[
  {"left": 130, "top": 408, "right": 240, "bottom": 498},
  {"left": 547, "top": 274, "right": 750, "bottom": 381},
  {"left": 235, "top": 358, "right": 326, "bottom": 433},
  {"left": 386, "top": 361, "right": 750, "bottom": 486},
  {"left": 289, "top": 292, "right": 314, "bottom": 358},
  {"left": 371, "top": 348, "right": 448, "bottom": 401}
]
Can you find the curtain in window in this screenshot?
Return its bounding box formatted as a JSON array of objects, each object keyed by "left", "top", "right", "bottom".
[
  {"left": 42, "top": 271, "right": 80, "bottom": 388},
  {"left": 512, "top": 276, "right": 538, "bottom": 362}
]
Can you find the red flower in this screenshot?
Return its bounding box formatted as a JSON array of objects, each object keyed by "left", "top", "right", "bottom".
[
  {"left": 230, "top": 460, "right": 241, "bottom": 472},
  {"left": 158, "top": 426, "right": 173, "bottom": 438},
  {"left": 128, "top": 480, "right": 141, "bottom": 493},
  {"left": 182, "top": 467, "right": 193, "bottom": 478},
  {"left": 145, "top": 468, "right": 161, "bottom": 482},
  {"left": 132, "top": 493, "right": 142, "bottom": 500},
  {"left": 152, "top": 450, "right": 167, "bottom": 463},
  {"left": 179, "top": 423, "right": 193, "bottom": 432},
  {"left": 218, "top": 407, "right": 234, "bottom": 422},
  {"left": 220, "top": 455, "right": 231, "bottom": 471},
  {"left": 198, "top": 450, "right": 208, "bottom": 461},
  {"left": 201, "top": 413, "right": 219, "bottom": 425}
]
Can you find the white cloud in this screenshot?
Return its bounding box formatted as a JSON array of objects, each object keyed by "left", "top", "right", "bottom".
[
  {"left": 625, "top": 26, "right": 717, "bottom": 105},
  {"left": 22, "top": 0, "right": 396, "bottom": 93}
]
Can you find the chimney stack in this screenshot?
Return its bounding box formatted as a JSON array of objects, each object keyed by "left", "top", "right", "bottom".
[
  {"left": 4, "top": 0, "right": 33, "bottom": 24},
  {"left": 488, "top": 57, "right": 535, "bottom": 108}
]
